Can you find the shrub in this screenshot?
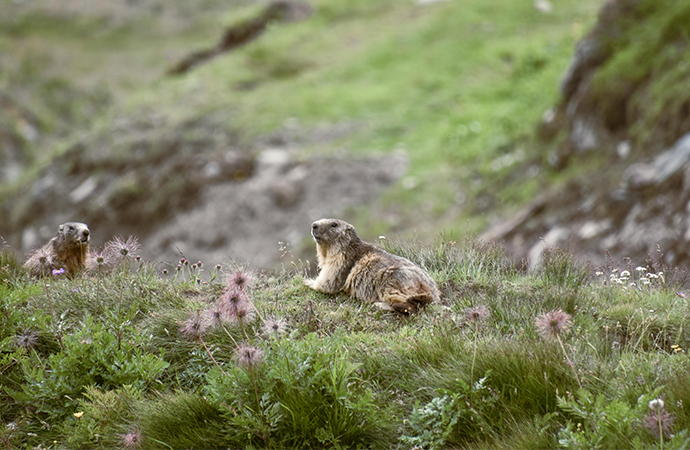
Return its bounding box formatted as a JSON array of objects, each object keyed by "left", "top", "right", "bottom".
[
  {"left": 14, "top": 316, "right": 168, "bottom": 418},
  {"left": 399, "top": 376, "right": 498, "bottom": 449},
  {"left": 205, "top": 333, "right": 388, "bottom": 448}
]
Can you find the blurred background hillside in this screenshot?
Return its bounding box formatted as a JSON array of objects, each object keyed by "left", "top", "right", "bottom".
[{"left": 1, "top": 0, "right": 689, "bottom": 270}]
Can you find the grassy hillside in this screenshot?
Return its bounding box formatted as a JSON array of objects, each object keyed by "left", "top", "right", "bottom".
[
  {"left": 6, "top": 1, "right": 690, "bottom": 448},
  {"left": 0, "top": 0, "right": 603, "bottom": 246},
  {"left": 125, "top": 0, "right": 604, "bottom": 237},
  {"left": 1, "top": 237, "right": 690, "bottom": 448}
]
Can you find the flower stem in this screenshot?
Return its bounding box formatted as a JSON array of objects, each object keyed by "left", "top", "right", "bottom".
[
  {"left": 248, "top": 365, "right": 261, "bottom": 408},
  {"left": 471, "top": 322, "right": 478, "bottom": 386},
  {"left": 238, "top": 315, "right": 249, "bottom": 342},
  {"left": 119, "top": 260, "right": 128, "bottom": 314},
  {"left": 556, "top": 333, "right": 582, "bottom": 389},
  {"left": 42, "top": 280, "right": 64, "bottom": 351},
  {"left": 200, "top": 336, "right": 228, "bottom": 377},
  {"left": 222, "top": 325, "right": 241, "bottom": 350}
]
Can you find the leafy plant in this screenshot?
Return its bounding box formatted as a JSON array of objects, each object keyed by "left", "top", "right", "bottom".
[
  {"left": 15, "top": 316, "right": 168, "bottom": 418},
  {"left": 62, "top": 385, "right": 142, "bottom": 450},
  {"left": 557, "top": 388, "right": 689, "bottom": 450},
  {"left": 400, "top": 375, "right": 497, "bottom": 449}
]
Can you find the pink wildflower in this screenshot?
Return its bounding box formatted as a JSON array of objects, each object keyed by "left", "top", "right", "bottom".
[{"left": 535, "top": 309, "right": 572, "bottom": 340}]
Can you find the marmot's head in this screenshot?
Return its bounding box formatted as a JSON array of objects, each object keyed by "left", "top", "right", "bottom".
[
  {"left": 311, "top": 218, "right": 358, "bottom": 252},
  {"left": 57, "top": 222, "right": 90, "bottom": 247}
]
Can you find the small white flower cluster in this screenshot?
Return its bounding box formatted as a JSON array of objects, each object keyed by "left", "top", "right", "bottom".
[
  {"left": 649, "top": 398, "right": 665, "bottom": 412},
  {"left": 595, "top": 266, "right": 664, "bottom": 289}
]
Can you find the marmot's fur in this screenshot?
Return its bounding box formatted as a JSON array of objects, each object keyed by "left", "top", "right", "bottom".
[
  {"left": 304, "top": 218, "right": 439, "bottom": 314},
  {"left": 25, "top": 222, "right": 90, "bottom": 277}
]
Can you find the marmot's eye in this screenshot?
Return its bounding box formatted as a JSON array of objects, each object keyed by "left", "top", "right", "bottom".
[
  {"left": 68, "top": 225, "right": 74, "bottom": 231},
  {"left": 331, "top": 223, "right": 338, "bottom": 228}
]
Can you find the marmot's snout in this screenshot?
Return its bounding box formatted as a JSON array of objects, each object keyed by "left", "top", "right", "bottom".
[
  {"left": 311, "top": 221, "right": 324, "bottom": 241},
  {"left": 62, "top": 223, "right": 90, "bottom": 244},
  {"left": 311, "top": 219, "right": 342, "bottom": 242}
]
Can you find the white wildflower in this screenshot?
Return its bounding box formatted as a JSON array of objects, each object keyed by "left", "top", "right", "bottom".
[{"left": 649, "top": 399, "right": 665, "bottom": 412}]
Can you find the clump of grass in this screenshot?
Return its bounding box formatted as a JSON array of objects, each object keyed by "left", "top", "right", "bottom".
[
  {"left": 204, "top": 332, "right": 388, "bottom": 448},
  {"left": 465, "top": 305, "right": 490, "bottom": 386},
  {"left": 539, "top": 247, "right": 590, "bottom": 291},
  {"left": 0, "top": 238, "right": 23, "bottom": 286},
  {"left": 62, "top": 386, "right": 142, "bottom": 450},
  {"left": 381, "top": 237, "right": 515, "bottom": 290},
  {"left": 135, "top": 391, "right": 225, "bottom": 450},
  {"left": 535, "top": 309, "right": 582, "bottom": 389},
  {"left": 667, "top": 368, "right": 690, "bottom": 432}
]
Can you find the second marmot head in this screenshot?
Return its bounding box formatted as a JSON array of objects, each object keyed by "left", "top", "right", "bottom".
[
  {"left": 25, "top": 222, "right": 90, "bottom": 277},
  {"left": 56, "top": 222, "right": 91, "bottom": 247}
]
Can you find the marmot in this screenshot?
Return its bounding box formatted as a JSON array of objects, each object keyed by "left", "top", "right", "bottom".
[
  {"left": 304, "top": 218, "right": 439, "bottom": 314},
  {"left": 25, "top": 222, "right": 90, "bottom": 277}
]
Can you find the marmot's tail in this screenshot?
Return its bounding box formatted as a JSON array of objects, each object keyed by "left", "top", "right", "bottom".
[
  {"left": 408, "top": 293, "right": 435, "bottom": 307},
  {"left": 390, "top": 293, "right": 435, "bottom": 315}
]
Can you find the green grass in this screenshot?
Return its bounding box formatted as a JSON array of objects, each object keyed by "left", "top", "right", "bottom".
[
  {"left": 0, "top": 0, "right": 604, "bottom": 242},
  {"left": 168, "top": 0, "right": 602, "bottom": 235},
  {"left": 2, "top": 235, "right": 690, "bottom": 448},
  {"left": 148, "top": 0, "right": 602, "bottom": 237}
]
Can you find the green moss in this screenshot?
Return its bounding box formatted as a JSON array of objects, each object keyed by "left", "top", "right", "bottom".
[{"left": 587, "top": 0, "right": 690, "bottom": 149}]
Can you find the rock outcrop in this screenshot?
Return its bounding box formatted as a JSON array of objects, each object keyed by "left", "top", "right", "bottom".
[{"left": 483, "top": 0, "right": 690, "bottom": 269}]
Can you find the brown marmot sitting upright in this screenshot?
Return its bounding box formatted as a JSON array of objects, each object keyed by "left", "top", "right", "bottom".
[
  {"left": 25, "top": 222, "right": 90, "bottom": 277},
  {"left": 304, "top": 218, "right": 439, "bottom": 314}
]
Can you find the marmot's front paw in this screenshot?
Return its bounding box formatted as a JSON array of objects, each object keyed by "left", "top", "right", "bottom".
[{"left": 303, "top": 279, "right": 316, "bottom": 289}]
